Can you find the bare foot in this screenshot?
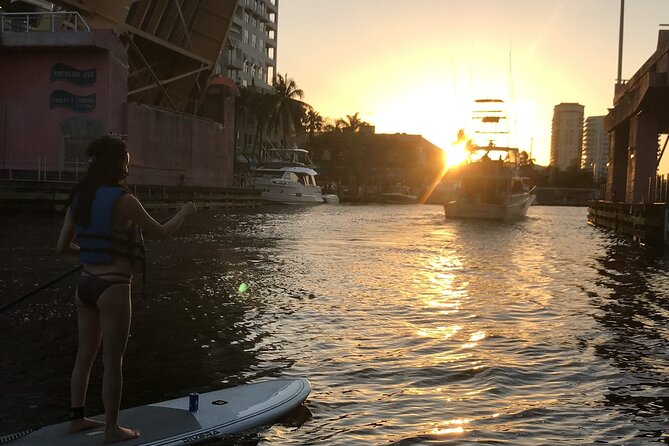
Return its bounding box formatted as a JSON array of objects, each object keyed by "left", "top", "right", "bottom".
[
  {"left": 69, "top": 417, "right": 105, "bottom": 433},
  {"left": 104, "top": 426, "right": 140, "bottom": 443}
]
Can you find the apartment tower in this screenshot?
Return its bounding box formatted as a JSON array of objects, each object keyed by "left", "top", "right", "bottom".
[
  {"left": 216, "top": 0, "right": 278, "bottom": 90},
  {"left": 581, "top": 116, "right": 610, "bottom": 183},
  {"left": 551, "top": 103, "right": 585, "bottom": 170},
  {"left": 215, "top": 0, "right": 278, "bottom": 163}
]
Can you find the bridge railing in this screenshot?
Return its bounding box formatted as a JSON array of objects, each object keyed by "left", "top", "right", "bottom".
[{"left": 0, "top": 11, "right": 90, "bottom": 33}]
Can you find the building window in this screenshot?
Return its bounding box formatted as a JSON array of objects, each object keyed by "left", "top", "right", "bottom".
[
  {"left": 251, "top": 34, "right": 256, "bottom": 48},
  {"left": 268, "top": 47, "right": 275, "bottom": 60},
  {"left": 243, "top": 29, "right": 249, "bottom": 44},
  {"left": 258, "top": 39, "right": 264, "bottom": 52},
  {"left": 267, "top": 65, "right": 275, "bottom": 84},
  {"left": 244, "top": 12, "right": 249, "bottom": 22},
  {"left": 268, "top": 29, "right": 275, "bottom": 40}
]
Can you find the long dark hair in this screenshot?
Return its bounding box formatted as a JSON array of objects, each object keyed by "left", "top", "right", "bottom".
[{"left": 66, "top": 135, "right": 130, "bottom": 226}]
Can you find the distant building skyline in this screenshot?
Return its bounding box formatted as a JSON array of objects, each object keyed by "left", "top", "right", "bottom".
[
  {"left": 551, "top": 103, "right": 584, "bottom": 171},
  {"left": 582, "top": 116, "right": 609, "bottom": 183}
]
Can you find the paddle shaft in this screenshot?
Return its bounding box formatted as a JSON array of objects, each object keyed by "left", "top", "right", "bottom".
[
  {"left": 0, "top": 264, "right": 83, "bottom": 313},
  {"left": 0, "top": 213, "right": 179, "bottom": 314}
]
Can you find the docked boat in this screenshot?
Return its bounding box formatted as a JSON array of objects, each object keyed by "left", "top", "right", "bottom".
[
  {"left": 443, "top": 99, "right": 535, "bottom": 220},
  {"left": 379, "top": 184, "right": 418, "bottom": 204},
  {"left": 251, "top": 148, "right": 338, "bottom": 204}
]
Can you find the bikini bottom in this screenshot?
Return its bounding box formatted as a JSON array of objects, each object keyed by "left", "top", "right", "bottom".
[{"left": 77, "top": 271, "right": 131, "bottom": 306}]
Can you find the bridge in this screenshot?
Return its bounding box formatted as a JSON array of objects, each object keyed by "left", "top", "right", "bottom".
[
  {"left": 605, "top": 30, "right": 669, "bottom": 203},
  {"left": 47, "top": 0, "right": 237, "bottom": 114}
]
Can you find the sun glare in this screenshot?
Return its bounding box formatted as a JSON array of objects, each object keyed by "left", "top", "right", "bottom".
[{"left": 443, "top": 141, "right": 470, "bottom": 170}]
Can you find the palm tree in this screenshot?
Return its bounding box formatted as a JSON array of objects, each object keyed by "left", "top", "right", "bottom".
[
  {"left": 322, "top": 118, "right": 343, "bottom": 132},
  {"left": 238, "top": 86, "right": 278, "bottom": 160},
  {"left": 336, "top": 112, "right": 371, "bottom": 133},
  {"left": 303, "top": 106, "right": 323, "bottom": 142},
  {"left": 272, "top": 73, "right": 306, "bottom": 148}
]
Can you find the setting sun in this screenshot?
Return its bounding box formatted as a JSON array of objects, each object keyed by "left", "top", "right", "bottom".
[
  {"left": 278, "top": 1, "right": 664, "bottom": 166},
  {"left": 443, "top": 140, "right": 470, "bottom": 170}
]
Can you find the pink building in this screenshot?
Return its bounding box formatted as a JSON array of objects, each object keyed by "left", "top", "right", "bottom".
[{"left": 0, "top": 17, "right": 235, "bottom": 188}]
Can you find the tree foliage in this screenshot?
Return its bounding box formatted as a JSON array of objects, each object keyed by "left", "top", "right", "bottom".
[
  {"left": 238, "top": 73, "right": 307, "bottom": 154},
  {"left": 272, "top": 73, "right": 307, "bottom": 148}
]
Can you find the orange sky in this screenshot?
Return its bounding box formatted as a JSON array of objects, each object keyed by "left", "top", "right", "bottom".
[{"left": 278, "top": 0, "right": 668, "bottom": 167}]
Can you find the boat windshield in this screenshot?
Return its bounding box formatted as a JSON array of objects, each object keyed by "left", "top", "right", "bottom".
[
  {"left": 253, "top": 169, "right": 285, "bottom": 179},
  {"left": 469, "top": 147, "right": 518, "bottom": 165},
  {"left": 283, "top": 172, "right": 299, "bottom": 182},
  {"left": 261, "top": 149, "right": 313, "bottom": 166},
  {"left": 253, "top": 169, "right": 318, "bottom": 187}
]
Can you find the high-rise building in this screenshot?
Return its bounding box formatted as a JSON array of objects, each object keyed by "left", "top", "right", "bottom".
[
  {"left": 550, "top": 103, "right": 584, "bottom": 170},
  {"left": 582, "top": 116, "right": 610, "bottom": 183},
  {"left": 213, "top": 0, "right": 278, "bottom": 163},
  {"left": 215, "top": 0, "right": 278, "bottom": 90}
]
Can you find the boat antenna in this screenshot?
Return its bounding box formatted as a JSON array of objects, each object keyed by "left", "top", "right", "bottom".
[
  {"left": 508, "top": 43, "right": 518, "bottom": 149},
  {"left": 529, "top": 137, "right": 534, "bottom": 161}
]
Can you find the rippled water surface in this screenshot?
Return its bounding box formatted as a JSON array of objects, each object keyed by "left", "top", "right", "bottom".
[{"left": 1, "top": 205, "right": 669, "bottom": 445}]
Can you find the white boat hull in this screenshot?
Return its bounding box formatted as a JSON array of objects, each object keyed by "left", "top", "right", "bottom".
[
  {"left": 322, "top": 194, "right": 340, "bottom": 204},
  {"left": 444, "top": 193, "right": 535, "bottom": 221},
  {"left": 379, "top": 193, "right": 418, "bottom": 204},
  {"left": 260, "top": 179, "right": 323, "bottom": 205}
]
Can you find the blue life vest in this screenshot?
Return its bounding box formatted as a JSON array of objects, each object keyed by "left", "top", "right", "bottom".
[{"left": 73, "top": 186, "right": 145, "bottom": 268}]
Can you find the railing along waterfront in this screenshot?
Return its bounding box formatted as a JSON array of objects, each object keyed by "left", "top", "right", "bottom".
[
  {"left": 647, "top": 174, "right": 669, "bottom": 203},
  {"left": 0, "top": 11, "right": 90, "bottom": 33},
  {"left": 0, "top": 159, "right": 86, "bottom": 183}
]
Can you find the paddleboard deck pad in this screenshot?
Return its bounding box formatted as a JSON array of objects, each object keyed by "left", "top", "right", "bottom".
[{"left": 5, "top": 378, "right": 310, "bottom": 445}]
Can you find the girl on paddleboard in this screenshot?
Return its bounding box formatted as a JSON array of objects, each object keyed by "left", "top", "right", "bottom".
[{"left": 57, "top": 135, "right": 196, "bottom": 443}]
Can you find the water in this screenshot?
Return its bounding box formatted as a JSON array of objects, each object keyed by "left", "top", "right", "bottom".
[{"left": 1, "top": 205, "right": 669, "bottom": 445}]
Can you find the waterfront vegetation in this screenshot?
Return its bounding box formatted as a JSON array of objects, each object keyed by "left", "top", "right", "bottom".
[
  {"left": 237, "top": 75, "right": 445, "bottom": 198},
  {"left": 238, "top": 75, "right": 602, "bottom": 199}
]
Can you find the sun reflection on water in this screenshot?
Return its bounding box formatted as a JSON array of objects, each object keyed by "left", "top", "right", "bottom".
[
  {"left": 431, "top": 418, "right": 472, "bottom": 435},
  {"left": 416, "top": 325, "right": 462, "bottom": 339}
]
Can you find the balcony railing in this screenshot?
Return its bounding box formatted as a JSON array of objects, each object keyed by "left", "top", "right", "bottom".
[{"left": 0, "top": 11, "right": 90, "bottom": 33}]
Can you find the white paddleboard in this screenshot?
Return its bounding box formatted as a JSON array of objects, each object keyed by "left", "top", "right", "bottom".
[{"left": 6, "top": 378, "right": 310, "bottom": 445}]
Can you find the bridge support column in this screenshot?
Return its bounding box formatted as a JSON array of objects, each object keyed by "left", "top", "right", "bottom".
[
  {"left": 607, "top": 122, "right": 629, "bottom": 202},
  {"left": 627, "top": 112, "right": 659, "bottom": 203}
]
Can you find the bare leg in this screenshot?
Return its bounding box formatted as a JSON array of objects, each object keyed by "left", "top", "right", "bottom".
[
  {"left": 69, "top": 292, "right": 105, "bottom": 432},
  {"left": 97, "top": 283, "right": 140, "bottom": 443}
]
